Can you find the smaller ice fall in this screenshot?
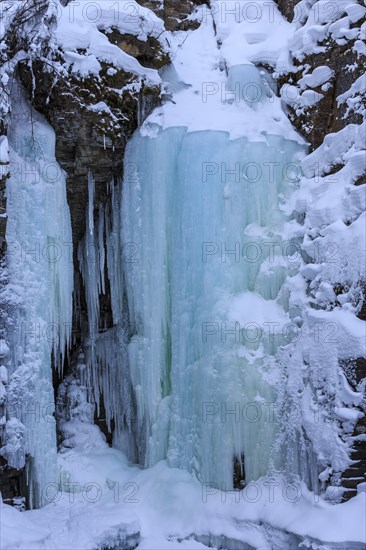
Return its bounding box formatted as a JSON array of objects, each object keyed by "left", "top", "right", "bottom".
[{"left": 3, "top": 84, "right": 73, "bottom": 508}]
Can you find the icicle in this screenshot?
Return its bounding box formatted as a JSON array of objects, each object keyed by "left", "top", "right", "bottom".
[
  {"left": 88, "top": 171, "right": 95, "bottom": 235},
  {"left": 76, "top": 174, "right": 137, "bottom": 453},
  {"left": 4, "top": 82, "right": 73, "bottom": 507},
  {"left": 98, "top": 203, "right": 105, "bottom": 295},
  {"left": 78, "top": 173, "right": 108, "bottom": 339}
]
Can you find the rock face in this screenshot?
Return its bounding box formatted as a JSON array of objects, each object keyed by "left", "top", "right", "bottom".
[
  {"left": 275, "top": 0, "right": 366, "bottom": 500},
  {"left": 278, "top": 43, "right": 364, "bottom": 151},
  {"left": 275, "top": 0, "right": 299, "bottom": 22},
  {"left": 339, "top": 356, "right": 366, "bottom": 499},
  {"left": 276, "top": 1, "right": 365, "bottom": 151},
  {"left": 139, "top": 0, "right": 207, "bottom": 30},
  {"left": 16, "top": 44, "right": 165, "bottom": 250},
  {"left": 104, "top": 30, "right": 170, "bottom": 70},
  {"left": 0, "top": 457, "right": 24, "bottom": 509}
]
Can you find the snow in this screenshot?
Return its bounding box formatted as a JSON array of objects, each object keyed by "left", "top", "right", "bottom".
[
  {"left": 54, "top": 0, "right": 164, "bottom": 84},
  {"left": 345, "top": 3, "right": 366, "bottom": 23},
  {"left": 298, "top": 66, "right": 334, "bottom": 89},
  {"left": 338, "top": 74, "right": 366, "bottom": 116},
  {"left": 292, "top": 122, "right": 366, "bottom": 294},
  {"left": 302, "top": 122, "right": 365, "bottom": 179},
  {"left": 228, "top": 292, "right": 289, "bottom": 327},
  {"left": 0, "top": 499, "right": 50, "bottom": 549},
  {"left": 56, "top": 361, "right": 108, "bottom": 454},
  {"left": 288, "top": 0, "right": 365, "bottom": 58},
  {"left": 0, "top": 447, "right": 365, "bottom": 549},
  {"left": 0, "top": 339, "right": 9, "bottom": 358},
  {"left": 211, "top": 0, "right": 295, "bottom": 71},
  {"left": 143, "top": 9, "right": 304, "bottom": 142},
  {"left": 0, "top": 135, "right": 8, "bottom": 163}
]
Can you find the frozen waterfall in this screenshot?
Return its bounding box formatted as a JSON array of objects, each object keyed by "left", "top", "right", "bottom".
[
  {"left": 73, "top": 56, "right": 302, "bottom": 490},
  {"left": 3, "top": 84, "right": 73, "bottom": 507},
  {"left": 119, "top": 126, "right": 304, "bottom": 488}
]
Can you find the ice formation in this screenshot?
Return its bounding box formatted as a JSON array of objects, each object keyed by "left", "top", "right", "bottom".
[
  {"left": 2, "top": 83, "right": 73, "bottom": 507},
  {"left": 119, "top": 125, "right": 305, "bottom": 488}
]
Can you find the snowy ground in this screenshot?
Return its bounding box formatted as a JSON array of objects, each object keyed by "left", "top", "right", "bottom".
[{"left": 1, "top": 446, "right": 365, "bottom": 549}]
